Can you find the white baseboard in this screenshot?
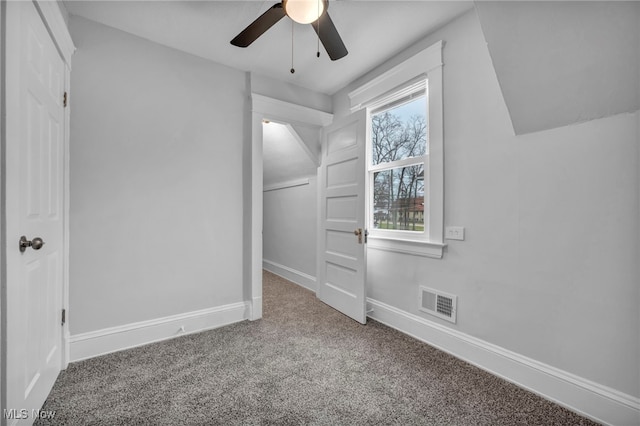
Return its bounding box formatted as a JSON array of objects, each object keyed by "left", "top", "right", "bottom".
[
  {"left": 250, "top": 296, "right": 263, "bottom": 321},
  {"left": 367, "top": 298, "right": 640, "bottom": 426},
  {"left": 263, "top": 259, "right": 316, "bottom": 292},
  {"left": 69, "top": 301, "right": 250, "bottom": 362}
]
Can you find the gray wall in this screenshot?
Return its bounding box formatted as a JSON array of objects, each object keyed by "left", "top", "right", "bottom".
[
  {"left": 69, "top": 17, "right": 247, "bottom": 334},
  {"left": 263, "top": 178, "right": 318, "bottom": 283},
  {"left": 333, "top": 10, "right": 639, "bottom": 398}
]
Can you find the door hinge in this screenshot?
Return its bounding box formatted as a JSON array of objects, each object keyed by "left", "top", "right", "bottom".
[
  {"left": 63, "top": 92, "right": 67, "bottom": 108},
  {"left": 61, "top": 309, "right": 66, "bottom": 326}
]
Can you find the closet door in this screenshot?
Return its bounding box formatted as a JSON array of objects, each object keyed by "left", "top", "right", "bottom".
[{"left": 4, "top": 2, "right": 66, "bottom": 422}]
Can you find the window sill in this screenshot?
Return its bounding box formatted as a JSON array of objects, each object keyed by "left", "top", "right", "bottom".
[{"left": 367, "top": 236, "right": 446, "bottom": 259}]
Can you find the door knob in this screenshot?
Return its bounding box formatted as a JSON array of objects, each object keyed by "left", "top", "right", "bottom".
[
  {"left": 353, "top": 228, "right": 363, "bottom": 244},
  {"left": 19, "top": 236, "right": 45, "bottom": 253}
]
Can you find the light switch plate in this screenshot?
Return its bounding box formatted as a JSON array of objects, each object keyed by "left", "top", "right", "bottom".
[{"left": 445, "top": 226, "right": 465, "bottom": 241}]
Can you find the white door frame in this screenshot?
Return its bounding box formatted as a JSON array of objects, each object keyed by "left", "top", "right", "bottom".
[
  {"left": 249, "top": 93, "right": 332, "bottom": 320},
  {"left": 1, "top": 0, "right": 74, "bottom": 412}
]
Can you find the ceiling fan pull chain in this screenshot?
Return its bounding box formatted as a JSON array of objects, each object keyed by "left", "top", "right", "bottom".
[
  {"left": 316, "top": 0, "right": 321, "bottom": 58},
  {"left": 290, "top": 19, "right": 295, "bottom": 74}
]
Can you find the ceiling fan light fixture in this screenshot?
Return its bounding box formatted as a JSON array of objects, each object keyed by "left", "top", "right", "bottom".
[
  {"left": 283, "top": 0, "right": 325, "bottom": 24},
  {"left": 230, "top": 0, "right": 347, "bottom": 61}
]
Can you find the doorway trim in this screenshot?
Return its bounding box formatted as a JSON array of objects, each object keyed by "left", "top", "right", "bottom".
[{"left": 249, "top": 93, "right": 332, "bottom": 320}]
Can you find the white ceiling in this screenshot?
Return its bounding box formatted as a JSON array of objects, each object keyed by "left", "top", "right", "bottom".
[{"left": 63, "top": 0, "right": 473, "bottom": 95}]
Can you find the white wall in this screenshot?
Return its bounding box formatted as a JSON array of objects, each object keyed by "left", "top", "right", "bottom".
[
  {"left": 334, "top": 8, "right": 639, "bottom": 403},
  {"left": 263, "top": 178, "right": 317, "bottom": 290},
  {"left": 69, "top": 17, "right": 247, "bottom": 334}
]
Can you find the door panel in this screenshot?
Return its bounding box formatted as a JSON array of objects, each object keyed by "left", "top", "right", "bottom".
[
  {"left": 5, "top": 2, "right": 65, "bottom": 423},
  {"left": 317, "top": 109, "right": 367, "bottom": 324},
  {"left": 326, "top": 121, "right": 358, "bottom": 154},
  {"left": 326, "top": 195, "right": 357, "bottom": 222},
  {"left": 326, "top": 158, "right": 358, "bottom": 188},
  {"left": 326, "top": 230, "right": 358, "bottom": 259}
]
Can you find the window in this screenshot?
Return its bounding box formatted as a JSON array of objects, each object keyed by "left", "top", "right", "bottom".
[
  {"left": 348, "top": 40, "right": 444, "bottom": 258},
  {"left": 369, "top": 92, "right": 427, "bottom": 236}
]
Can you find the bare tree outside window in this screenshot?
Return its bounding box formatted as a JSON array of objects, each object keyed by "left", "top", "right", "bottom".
[{"left": 370, "top": 95, "right": 427, "bottom": 232}]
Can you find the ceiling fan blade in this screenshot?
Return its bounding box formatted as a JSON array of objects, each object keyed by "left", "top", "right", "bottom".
[
  {"left": 231, "top": 3, "right": 286, "bottom": 48},
  {"left": 311, "top": 12, "right": 348, "bottom": 61}
]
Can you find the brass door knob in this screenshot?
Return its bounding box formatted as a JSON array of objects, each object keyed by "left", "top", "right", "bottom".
[
  {"left": 353, "top": 228, "right": 363, "bottom": 244},
  {"left": 19, "top": 236, "right": 45, "bottom": 253}
]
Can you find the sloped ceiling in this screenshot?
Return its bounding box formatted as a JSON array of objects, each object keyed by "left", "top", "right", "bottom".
[
  {"left": 475, "top": 1, "right": 640, "bottom": 135},
  {"left": 263, "top": 122, "right": 318, "bottom": 186}
]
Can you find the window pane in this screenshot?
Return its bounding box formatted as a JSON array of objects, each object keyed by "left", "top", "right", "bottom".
[
  {"left": 373, "top": 165, "right": 424, "bottom": 232},
  {"left": 371, "top": 95, "right": 427, "bottom": 166}
]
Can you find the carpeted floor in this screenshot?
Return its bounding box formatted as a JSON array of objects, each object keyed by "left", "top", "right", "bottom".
[{"left": 36, "top": 271, "right": 598, "bottom": 425}]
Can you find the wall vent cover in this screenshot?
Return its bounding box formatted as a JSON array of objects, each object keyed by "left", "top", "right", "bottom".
[{"left": 419, "top": 286, "right": 457, "bottom": 323}]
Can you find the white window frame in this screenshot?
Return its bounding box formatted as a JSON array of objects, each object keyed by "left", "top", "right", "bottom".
[
  {"left": 368, "top": 81, "right": 428, "bottom": 241},
  {"left": 348, "top": 41, "right": 445, "bottom": 258}
]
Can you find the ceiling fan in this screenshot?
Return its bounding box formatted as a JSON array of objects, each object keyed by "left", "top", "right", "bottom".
[{"left": 230, "top": 0, "right": 348, "bottom": 61}]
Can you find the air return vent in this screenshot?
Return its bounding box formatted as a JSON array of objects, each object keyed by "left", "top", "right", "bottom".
[{"left": 419, "top": 286, "right": 457, "bottom": 323}]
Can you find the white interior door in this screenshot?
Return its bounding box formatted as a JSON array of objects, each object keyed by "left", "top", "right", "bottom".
[
  {"left": 4, "top": 2, "right": 65, "bottom": 423},
  {"left": 317, "top": 109, "right": 368, "bottom": 324}
]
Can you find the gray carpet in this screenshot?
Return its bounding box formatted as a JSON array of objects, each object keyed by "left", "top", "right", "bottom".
[{"left": 36, "top": 271, "right": 598, "bottom": 425}]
